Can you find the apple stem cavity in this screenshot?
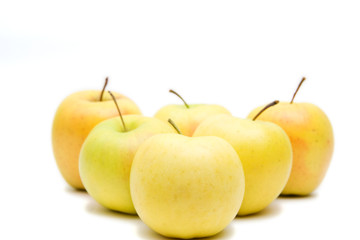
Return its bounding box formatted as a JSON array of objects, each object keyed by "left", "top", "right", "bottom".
[
  {"left": 108, "top": 90, "right": 127, "bottom": 132},
  {"left": 169, "top": 89, "right": 190, "bottom": 109},
  {"left": 252, "top": 100, "right": 279, "bottom": 121},
  {"left": 99, "top": 77, "right": 109, "bottom": 101},
  {"left": 168, "top": 119, "right": 183, "bottom": 135},
  {"left": 290, "top": 77, "right": 306, "bottom": 104}
]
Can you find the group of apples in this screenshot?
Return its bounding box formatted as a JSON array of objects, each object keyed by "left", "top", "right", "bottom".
[{"left": 52, "top": 77, "right": 334, "bottom": 239}]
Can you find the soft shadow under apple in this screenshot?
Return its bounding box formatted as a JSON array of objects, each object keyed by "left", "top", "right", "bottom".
[
  {"left": 64, "top": 185, "right": 87, "bottom": 194},
  {"left": 278, "top": 192, "right": 317, "bottom": 200},
  {"left": 64, "top": 186, "right": 90, "bottom": 201},
  {"left": 136, "top": 221, "right": 235, "bottom": 240},
  {"left": 235, "top": 200, "right": 282, "bottom": 220},
  {"left": 85, "top": 198, "right": 139, "bottom": 221}
]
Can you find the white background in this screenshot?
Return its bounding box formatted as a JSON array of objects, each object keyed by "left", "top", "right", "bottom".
[{"left": 1, "top": 0, "right": 359, "bottom": 239}]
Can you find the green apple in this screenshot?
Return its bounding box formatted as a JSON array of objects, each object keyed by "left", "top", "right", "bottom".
[
  {"left": 154, "top": 90, "right": 231, "bottom": 136},
  {"left": 79, "top": 93, "right": 176, "bottom": 214},
  {"left": 247, "top": 78, "right": 334, "bottom": 195},
  {"left": 193, "top": 101, "right": 293, "bottom": 216},
  {"left": 52, "top": 78, "right": 141, "bottom": 190},
  {"left": 130, "top": 121, "right": 245, "bottom": 239}
]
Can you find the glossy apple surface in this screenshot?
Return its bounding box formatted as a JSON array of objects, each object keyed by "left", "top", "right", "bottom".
[
  {"left": 130, "top": 133, "right": 245, "bottom": 238},
  {"left": 154, "top": 104, "right": 230, "bottom": 136},
  {"left": 52, "top": 90, "right": 141, "bottom": 189},
  {"left": 248, "top": 102, "right": 334, "bottom": 195},
  {"left": 79, "top": 115, "right": 175, "bottom": 213},
  {"left": 194, "top": 114, "right": 292, "bottom": 215}
]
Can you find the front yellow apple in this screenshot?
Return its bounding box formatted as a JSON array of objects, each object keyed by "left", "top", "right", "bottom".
[
  {"left": 248, "top": 102, "right": 334, "bottom": 195},
  {"left": 52, "top": 90, "right": 141, "bottom": 190},
  {"left": 130, "top": 134, "right": 245, "bottom": 239},
  {"left": 79, "top": 115, "right": 176, "bottom": 214},
  {"left": 193, "top": 114, "right": 292, "bottom": 216}
]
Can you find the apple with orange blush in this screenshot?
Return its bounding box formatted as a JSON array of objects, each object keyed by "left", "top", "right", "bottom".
[
  {"left": 52, "top": 78, "right": 141, "bottom": 189},
  {"left": 248, "top": 77, "right": 334, "bottom": 196},
  {"left": 154, "top": 90, "right": 231, "bottom": 136}
]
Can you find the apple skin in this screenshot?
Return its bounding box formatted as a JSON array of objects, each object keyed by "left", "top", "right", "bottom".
[
  {"left": 193, "top": 114, "right": 292, "bottom": 216},
  {"left": 154, "top": 104, "right": 231, "bottom": 136},
  {"left": 248, "top": 102, "right": 334, "bottom": 196},
  {"left": 79, "top": 115, "right": 176, "bottom": 214},
  {"left": 130, "top": 133, "right": 245, "bottom": 239},
  {"left": 52, "top": 90, "right": 141, "bottom": 190}
]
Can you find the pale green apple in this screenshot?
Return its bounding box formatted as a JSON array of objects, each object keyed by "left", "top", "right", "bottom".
[
  {"left": 193, "top": 114, "right": 292, "bottom": 216},
  {"left": 52, "top": 89, "right": 141, "bottom": 190},
  {"left": 154, "top": 90, "right": 231, "bottom": 136},
  {"left": 79, "top": 115, "right": 176, "bottom": 214},
  {"left": 130, "top": 133, "right": 245, "bottom": 239}
]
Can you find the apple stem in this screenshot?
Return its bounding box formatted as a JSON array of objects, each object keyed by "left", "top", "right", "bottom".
[
  {"left": 99, "top": 77, "right": 109, "bottom": 101},
  {"left": 168, "top": 119, "right": 182, "bottom": 135},
  {"left": 290, "top": 77, "right": 306, "bottom": 104},
  {"left": 169, "top": 89, "right": 190, "bottom": 109},
  {"left": 108, "top": 91, "right": 127, "bottom": 132},
  {"left": 252, "top": 100, "right": 279, "bottom": 121}
]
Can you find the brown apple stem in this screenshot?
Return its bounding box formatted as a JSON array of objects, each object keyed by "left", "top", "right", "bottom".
[
  {"left": 169, "top": 89, "right": 190, "bottom": 109},
  {"left": 252, "top": 100, "right": 279, "bottom": 121},
  {"left": 108, "top": 91, "right": 127, "bottom": 132},
  {"left": 99, "top": 77, "right": 109, "bottom": 101},
  {"left": 290, "top": 77, "right": 306, "bottom": 104},
  {"left": 168, "top": 119, "right": 182, "bottom": 135}
]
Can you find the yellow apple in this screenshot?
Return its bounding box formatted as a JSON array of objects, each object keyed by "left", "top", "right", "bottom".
[
  {"left": 79, "top": 114, "right": 176, "bottom": 214},
  {"left": 247, "top": 78, "right": 334, "bottom": 195},
  {"left": 154, "top": 90, "right": 231, "bottom": 136},
  {"left": 52, "top": 84, "right": 141, "bottom": 190},
  {"left": 193, "top": 103, "right": 292, "bottom": 216},
  {"left": 130, "top": 132, "right": 245, "bottom": 238}
]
